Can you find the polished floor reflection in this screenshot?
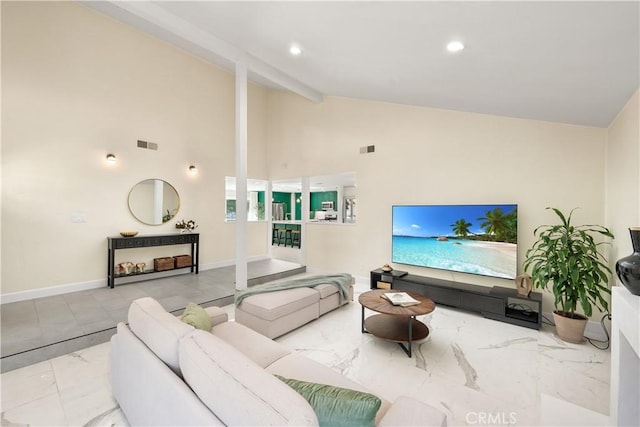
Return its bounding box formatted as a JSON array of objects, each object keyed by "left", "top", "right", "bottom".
[{"left": 0, "top": 277, "right": 611, "bottom": 426}]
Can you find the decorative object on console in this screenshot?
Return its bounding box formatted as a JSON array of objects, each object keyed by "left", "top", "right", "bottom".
[
  {"left": 120, "top": 231, "right": 138, "bottom": 237},
  {"left": 381, "top": 264, "right": 393, "bottom": 272},
  {"left": 135, "top": 262, "right": 146, "bottom": 273},
  {"left": 514, "top": 273, "right": 533, "bottom": 296},
  {"left": 119, "top": 261, "right": 134, "bottom": 275},
  {"left": 154, "top": 257, "right": 175, "bottom": 272},
  {"left": 176, "top": 219, "right": 198, "bottom": 233},
  {"left": 615, "top": 227, "right": 640, "bottom": 296},
  {"left": 174, "top": 254, "right": 192, "bottom": 268},
  {"left": 524, "top": 207, "right": 614, "bottom": 343}
]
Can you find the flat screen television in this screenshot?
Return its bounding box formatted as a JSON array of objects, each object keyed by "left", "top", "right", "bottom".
[{"left": 392, "top": 204, "right": 518, "bottom": 279}]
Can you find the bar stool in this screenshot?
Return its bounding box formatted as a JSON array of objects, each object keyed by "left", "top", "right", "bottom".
[
  {"left": 278, "top": 227, "right": 288, "bottom": 246},
  {"left": 291, "top": 229, "right": 301, "bottom": 248},
  {"left": 284, "top": 228, "right": 293, "bottom": 247},
  {"left": 272, "top": 225, "right": 280, "bottom": 245}
]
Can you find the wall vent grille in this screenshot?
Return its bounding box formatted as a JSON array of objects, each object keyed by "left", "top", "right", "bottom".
[
  {"left": 359, "top": 145, "right": 375, "bottom": 154},
  {"left": 137, "top": 140, "right": 158, "bottom": 150}
]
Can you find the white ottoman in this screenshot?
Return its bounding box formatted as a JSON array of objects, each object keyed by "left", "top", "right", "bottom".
[{"left": 235, "top": 287, "right": 320, "bottom": 339}]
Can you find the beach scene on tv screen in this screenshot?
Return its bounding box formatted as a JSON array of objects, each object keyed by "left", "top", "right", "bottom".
[{"left": 392, "top": 204, "right": 518, "bottom": 279}]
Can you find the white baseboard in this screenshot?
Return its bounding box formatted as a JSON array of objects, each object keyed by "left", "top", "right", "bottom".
[
  {"left": 0, "top": 255, "right": 272, "bottom": 305},
  {"left": 0, "top": 278, "right": 105, "bottom": 305},
  {"left": 543, "top": 311, "right": 610, "bottom": 342}
]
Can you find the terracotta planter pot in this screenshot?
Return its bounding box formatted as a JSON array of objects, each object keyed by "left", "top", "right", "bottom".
[{"left": 553, "top": 311, "right": 588, "bottom": 343}]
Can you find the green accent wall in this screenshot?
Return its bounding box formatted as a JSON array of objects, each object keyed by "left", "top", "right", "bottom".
[
  {"left": 310, "top": 191, "right": 338, "bottom": 214},
  {"left": 272, "top": 191, "right": 337, "bottom": 220}
]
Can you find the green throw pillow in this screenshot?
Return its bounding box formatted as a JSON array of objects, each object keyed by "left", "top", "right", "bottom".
[
  {"left": 180, "top": 303, "right": 212, "bottom": 331},
  {"left": 275, "top": 375, "right": 381, "bottom": 427}
]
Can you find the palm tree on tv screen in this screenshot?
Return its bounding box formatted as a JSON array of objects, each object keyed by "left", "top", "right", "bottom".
[
  {"left": 478, "top": 208, "right": 509, "bottom": 241},
  {"left": 451, "top": 219, "right": 473, "bottom": 238},
  {"left": 478, "top": 207, "right": 517, "bottom": 243}
]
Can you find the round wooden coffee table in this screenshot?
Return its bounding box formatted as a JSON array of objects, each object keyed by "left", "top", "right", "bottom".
[{"left": 359, "top": 289, "right": 435, "bottom": 357}]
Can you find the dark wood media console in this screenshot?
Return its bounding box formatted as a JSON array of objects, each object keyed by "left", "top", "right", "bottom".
[{"left": 370, "top": 269, "right": 542, "bottom": 329}]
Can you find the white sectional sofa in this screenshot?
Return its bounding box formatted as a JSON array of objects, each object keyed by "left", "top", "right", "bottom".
[{"left": 110, "top": 297, "right": 447, "bottom": 426}]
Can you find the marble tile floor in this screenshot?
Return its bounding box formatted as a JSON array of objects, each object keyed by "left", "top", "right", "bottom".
[
  {"left": 0, "top": 277, "right": 612, "bottom": 426},
  {"left": 1, "top": 258, "right": 305, "bottom": 372}
]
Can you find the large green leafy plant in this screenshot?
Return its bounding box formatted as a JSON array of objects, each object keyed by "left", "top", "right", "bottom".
[{"left": 523, "top": 207, "right": 614, "bottom": 318}]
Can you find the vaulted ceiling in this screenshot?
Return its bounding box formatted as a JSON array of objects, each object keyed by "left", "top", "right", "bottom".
[{"left": 86, "top": 1, "right": 639, "bottom": 127}]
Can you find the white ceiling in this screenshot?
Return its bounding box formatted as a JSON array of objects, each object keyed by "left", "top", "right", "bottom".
[{"left": 86, "top": 1, "right": 639, "bottom": 127}]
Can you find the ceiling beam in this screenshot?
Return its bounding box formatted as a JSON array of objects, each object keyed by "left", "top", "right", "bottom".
[{"left": 102, "top": 1, "right": 323, "bottom": 103}]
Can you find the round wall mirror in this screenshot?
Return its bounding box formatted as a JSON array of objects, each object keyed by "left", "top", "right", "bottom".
[{"left": 128, "top": 179, "right": 180, "bottom": 225}]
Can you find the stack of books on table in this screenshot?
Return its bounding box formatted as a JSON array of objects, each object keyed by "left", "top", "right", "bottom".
[{"left": 382, "top": 292, "right": 420, "bottom": 307}]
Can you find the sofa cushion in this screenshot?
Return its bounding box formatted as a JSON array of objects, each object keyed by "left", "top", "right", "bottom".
[
  {"left": 179, "top": 330, "right": 318, "bottom": 426},
  {"left": 266, "top": 353, "right": 391, "bottom": 422},
  {"left": 128, "top": 297, "right": 193, "bottom": 375},
  {"left": 314, "top": 283, "right": 339, "bottom": 299},
  {"left": 239, "top": 287, "right": 320, "bottom": 321},
  {"left": 181, "top": 303, "right": 212, "bottom": 331},
  {"left": 276, "top": 375, "right": 381, "bottom": 427},
  {"left": 212, "top": 321, "right": 290, "bottom": 368}
]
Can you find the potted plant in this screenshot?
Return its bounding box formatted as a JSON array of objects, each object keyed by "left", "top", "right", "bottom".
[{"left": 523, "top": 207, "right": 614, "bottom": 343}]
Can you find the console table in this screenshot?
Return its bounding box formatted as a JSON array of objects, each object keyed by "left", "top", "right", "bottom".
[
  {"left": 107, "top": 233, "right": 199, "bottom": 288},
  {"left": 370, "top": 269, "right": 542, "bottom": 329}
]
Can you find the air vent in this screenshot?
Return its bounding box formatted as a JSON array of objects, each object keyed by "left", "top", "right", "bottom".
[
  {"left": 137, "top": 140, "right": 158, "bottom": 150},
  {"left": 359, "top": 145, "right": 375, "bottom": 154}
]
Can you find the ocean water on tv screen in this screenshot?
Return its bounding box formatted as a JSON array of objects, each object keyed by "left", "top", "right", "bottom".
[{"left": 392, "top": 235, "right": 517, "bottom": 279}]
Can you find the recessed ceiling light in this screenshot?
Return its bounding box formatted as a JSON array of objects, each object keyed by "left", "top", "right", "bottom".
[
  {"left": 446, "top": 41, "right": 465, "bottom": 53},
  {"left": 289, "top": 44, "right": 302, "bottom": 56}
]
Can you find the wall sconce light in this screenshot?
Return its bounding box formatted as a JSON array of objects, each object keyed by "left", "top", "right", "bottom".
[
  {"left": 296, "top": 198, "right": 301, "bottom": 203},
  {"left": 106, "top": 154, "right": 117, "bottom": 163},
  {"left": 188, "top": 165, "right": 198, "bottom": 174}
]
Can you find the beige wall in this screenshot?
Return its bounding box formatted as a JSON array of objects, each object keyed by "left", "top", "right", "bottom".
[
  {"left": 606, "top": 90, "right": 640, "bottom": 265},
  {"left": 1, "top": 1, "right": 269, "bottom": 295},
  {"left": 2, "top": 1, "right": 636, "bottom": 319},
  {"left": 267, "top": 93, "right": 610, "bottom": 312}
]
